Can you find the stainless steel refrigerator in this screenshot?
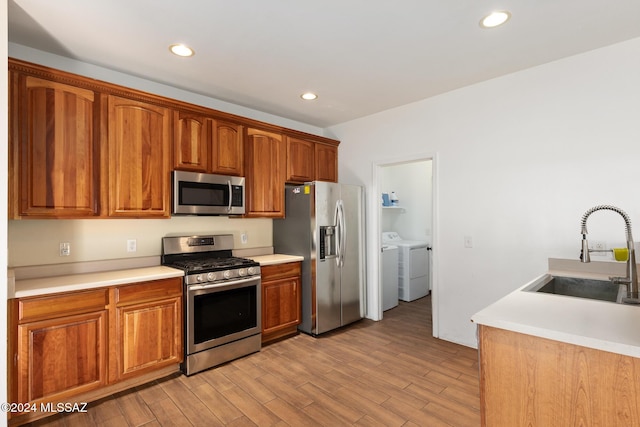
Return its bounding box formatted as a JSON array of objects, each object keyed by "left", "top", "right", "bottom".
[{"left": 273, "top": 182, "right": 365, "bottom": 335}]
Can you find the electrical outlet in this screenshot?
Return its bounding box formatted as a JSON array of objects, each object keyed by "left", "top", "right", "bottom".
[
  {"left": 59, "top": 242, "right": 70, "bottom": 257},
  {"left": 241, "top": 233, "right": 248, "bottom": 244},
  {"left": 589, "top": 241, "right": 607, "bottom": 251},
  {"left": 464, "top": 236, "right": 473, "bottom": 248},
  {"left": 127, "top": 239, "right": 137, "bottom": 252}
]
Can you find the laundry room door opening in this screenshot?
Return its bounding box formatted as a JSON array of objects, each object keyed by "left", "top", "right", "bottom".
[{"left": 375, "top": 155, "right": 438, "bottom": 337}]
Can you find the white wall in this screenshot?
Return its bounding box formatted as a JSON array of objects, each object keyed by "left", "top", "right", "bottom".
[
  {"left": 380, "top": 161, "right": 432, "bottom": 242},
  {"left": 329, "top": 37, "right": 640, "bottom": 348}
]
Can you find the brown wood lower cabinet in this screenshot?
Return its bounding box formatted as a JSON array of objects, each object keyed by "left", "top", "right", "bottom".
[
  {"left": 114, "top": 278, "right": 183, "bottom": 381},
  {"left": 261, "top": 262, "right": 302, "bottom": 344},
  {"left": 16, "top": 305, "right": 108, "bottom": 405},
  {"left": 478, "top": 324, "right": 640, "bottom": 426},
  {"left": 8, "top": 277, "right": 183, "bottom": 424}
]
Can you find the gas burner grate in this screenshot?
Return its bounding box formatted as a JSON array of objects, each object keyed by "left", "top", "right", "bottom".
[{"left": 169, "top": 256, "right": 258, "bottom": 273}]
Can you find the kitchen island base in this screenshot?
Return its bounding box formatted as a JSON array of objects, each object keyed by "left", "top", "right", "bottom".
[{"left": 478, "top": 325, "right": 640, "bottom": 426}]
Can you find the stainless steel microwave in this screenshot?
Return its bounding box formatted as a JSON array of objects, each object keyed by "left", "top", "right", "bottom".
[{"left": 172, "top": 171, "right": 245, "bottom": 215}]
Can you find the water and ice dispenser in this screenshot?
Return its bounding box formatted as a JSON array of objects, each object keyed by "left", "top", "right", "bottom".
[{"left": 319, "top": 226, "right": 337, "bottom": 260}]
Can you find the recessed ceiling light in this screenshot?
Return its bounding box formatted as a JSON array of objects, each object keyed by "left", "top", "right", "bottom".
[
  {"left": 169, "top": 43, "right": 195, "bottom": 57},
  {"left": 301, "top": 92, "right": 318, "bottom": 101},
  {"left": 480, "top": 11, "right": 511, "bottom": 28}
]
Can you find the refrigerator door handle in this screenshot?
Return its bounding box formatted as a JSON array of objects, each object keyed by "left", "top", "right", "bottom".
[
  {"left": 334, "top": 201, "right": 342, "bottom": 266},
  {"left": 337, "top": 200, "right": 346, "bottom": 267}
]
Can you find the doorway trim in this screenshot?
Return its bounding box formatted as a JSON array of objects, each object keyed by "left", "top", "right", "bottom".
[{"left": 372, "top": 152, "right": 439, "bottom": 338}]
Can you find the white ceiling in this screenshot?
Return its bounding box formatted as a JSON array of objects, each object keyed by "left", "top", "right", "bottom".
[{"left": 8, "top": 0, "right": 640, "bottom": 128}]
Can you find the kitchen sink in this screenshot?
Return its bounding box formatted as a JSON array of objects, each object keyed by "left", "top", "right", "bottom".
[{"left": 524, "top": 275, "right": 625, "bottom": 303}]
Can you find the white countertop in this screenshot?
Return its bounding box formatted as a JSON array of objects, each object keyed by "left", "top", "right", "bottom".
[
  {"left": 9, "top": 253, "right": 304, "bottom": 299},
  {"left": 11, "top": 266, "right": 184, "bottom": 299},
  {"left": 472, "top": 260, "right": 640, "bottom": 358},
  {"left": 247, "top": 254, "right": 304, "bottom": 265}
]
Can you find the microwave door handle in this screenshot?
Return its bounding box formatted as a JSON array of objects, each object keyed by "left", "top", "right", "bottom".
[{"left": 227, "top": 180, "right": 232, "bottom": 212}]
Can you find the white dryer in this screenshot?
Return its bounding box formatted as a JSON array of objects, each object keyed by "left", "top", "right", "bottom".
[
  {"left": 381, "top": 244, "right": 399, "bottom": 311},
  {"left": 382, "top": 231, "right": 431, "bottom": 302}
]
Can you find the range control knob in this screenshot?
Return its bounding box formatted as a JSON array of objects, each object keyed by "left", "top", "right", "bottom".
[
  {"left": 196, "top": 274, "right": 204, "bottom": 283},
  {"left": 238, "top": 268, "right": 247, "bottom": 277},
  {"left": 223, "top": 270, "right": 232, "bottom": 279},
  {"left": 247, "top": 266, "right": 258, "bottom": 275},
  {"left": 207, "top": 272, "right": 216, "bottom": 282}
]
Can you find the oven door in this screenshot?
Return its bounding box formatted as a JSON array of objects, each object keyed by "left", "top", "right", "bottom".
[{"left": 186, "top": 276, "right": 261, "bottom": 355}]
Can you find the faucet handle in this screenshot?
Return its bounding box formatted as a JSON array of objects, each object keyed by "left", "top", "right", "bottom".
[
  {"left": 581, "top": 239, "right": 590, "bottom": 263},
  {"left": 609, "top": 276, "right": 630, "bottom": 285}
]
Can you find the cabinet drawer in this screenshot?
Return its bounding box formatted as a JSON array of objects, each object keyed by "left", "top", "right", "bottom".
[
  {"left": 18, "top": 289, "right": 109, "bottom": 323},
  {"left": 261, "top": 262, "right": 301, "bottom": 281},
  {"left": 116, "top": 277, "right": 183, "bottom": 305}
]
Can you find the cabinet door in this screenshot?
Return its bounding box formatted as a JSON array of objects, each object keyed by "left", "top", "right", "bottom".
[
  {"left": 114, "top": 278, "right": 183, "bottom": 381},
  {"left": 212, "top": 120, "right": 243, "bottom": 176},
  {"left": 173, "top": 110, "right": 210, "bottom": 172},
  {"left": 108, "top": 95, "right": 171, "bottom": 217},
  {"left": 116, "top": 296, "right": 182, "bottom": 380},
  {"left": 261, "top": 262, "right": 302, "bottom": 343},
  {"left": 16, "top": 76, "right": 99, "bottom": 217},
  {"left": 315, "top": 143, "right": 338, "bottom": 182},
  {"left": 286, "top": 136, "right": 315, "bottom": 183},
  {"left": 263, "top": 277, "right": 301, "bottom": 334},
  {"left": 16, "top": 311, "right": 108, "bottom": 404},
  {"left": 244, "top": 128, "right": 285, "bottom": 217}
]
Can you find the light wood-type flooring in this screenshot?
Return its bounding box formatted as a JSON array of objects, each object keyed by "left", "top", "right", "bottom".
[{"left": 27, "top": 295, "right": 481, "bottom": 427}]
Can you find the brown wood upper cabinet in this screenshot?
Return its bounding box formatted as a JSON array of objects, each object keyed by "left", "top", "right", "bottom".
[
  {"left": 285, "top": 136, "right": 315, "bottom": 183},
  {"left": 173, "top": 113, "right": 244, "bottom": 176},
  {"left": 285, "top": 136, "right": 339, "bottom": 184},
  {"left": 8, "top": 58, "right": 340, "bottom": 219},
  {"left": 244, "top": 128, "right": 286, "bottom": 218},
  {"left": 11, "top": 74, "right": 101, "bottom": 218},
  {"left": 173, "top": 111, "right": 210, "bottom": 173},
  {"left": 212, "top": 120, "right": 244, "bottom": 176},
  {"left": 107, "top": 95, "right": 171, "bottom": 217},
  {"left": 315, "top": 142, "right": 338, "bottom": 182}
]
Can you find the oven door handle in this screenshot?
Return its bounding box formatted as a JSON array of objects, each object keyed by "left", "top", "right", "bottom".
[{"left": 188, "top": 276, "right": 259, "bottom": 291}]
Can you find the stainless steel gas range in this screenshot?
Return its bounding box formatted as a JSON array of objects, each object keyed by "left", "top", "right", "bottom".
[{"left": 161, "top": 234, "right": 261, "bottom": 376}]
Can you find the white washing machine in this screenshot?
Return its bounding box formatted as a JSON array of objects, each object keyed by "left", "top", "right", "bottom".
[
  {"left": 381, "top": 245, "right": 399, "bottom": 311},
  {"left": 382, "top": 231, "right": 431, "bottom": 302}
]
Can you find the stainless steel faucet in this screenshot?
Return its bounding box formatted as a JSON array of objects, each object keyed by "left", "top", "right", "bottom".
[{"left": 580, "top": 205, "right": 639, "bottom": 303}]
